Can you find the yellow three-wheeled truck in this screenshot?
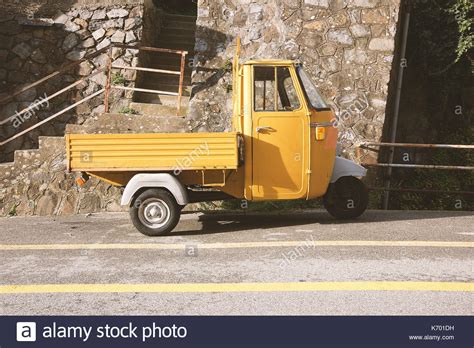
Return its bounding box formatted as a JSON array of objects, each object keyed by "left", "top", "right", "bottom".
[{"left": 66, "top": 45, "right": 368, "bottom": 236}]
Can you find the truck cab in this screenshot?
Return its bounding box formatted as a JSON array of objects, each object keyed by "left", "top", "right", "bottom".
[{"left": 233, "top": 60, "right": 339, "bottom": 202}]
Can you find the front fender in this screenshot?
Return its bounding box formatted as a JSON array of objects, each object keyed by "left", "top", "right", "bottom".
[
  {"left": 121, "top": 173, "right": 189, "bottom": 206},
  {"left": 330, "top": 157, "right": 367, "bottom": 184}
]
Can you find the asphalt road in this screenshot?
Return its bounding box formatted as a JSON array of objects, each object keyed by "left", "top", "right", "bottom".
[{"left": 0, "top": 210, "right": 472, "bottom": 315}]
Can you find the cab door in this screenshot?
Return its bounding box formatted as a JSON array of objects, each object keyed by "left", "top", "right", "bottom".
[{"left": 251, "top": 65, "right": 309, "bottom": 200}]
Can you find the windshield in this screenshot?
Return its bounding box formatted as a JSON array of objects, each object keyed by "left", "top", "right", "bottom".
[{"left": 296, "top": 65, "right": 329, "bottom": 110}]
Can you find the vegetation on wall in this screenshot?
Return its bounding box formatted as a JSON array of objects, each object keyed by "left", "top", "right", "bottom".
[
  {"left": 450, "top": 0, "right": 474, "bottom": 62},
  {"left": 408, "top": 0, "right": 472, "bottom": 73},
  {"left": 111, "top": 73, "right": 127, "bottom": 86}
]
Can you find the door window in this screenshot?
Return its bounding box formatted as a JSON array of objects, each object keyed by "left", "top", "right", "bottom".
[{"left": 254, "top": 66, "right": 301, "bottom": 112}]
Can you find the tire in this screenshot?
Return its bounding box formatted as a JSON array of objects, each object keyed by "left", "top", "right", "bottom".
[
  {"left": 130, "top": 188, "right": 181, "bottom": 236},
  {"left": 323, "top": 176, "right": 369, "bottom": 220}
]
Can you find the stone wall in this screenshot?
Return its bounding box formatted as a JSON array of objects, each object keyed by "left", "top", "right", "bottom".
[
  {"left": 0, "top": 111, "right": 189, "bottom": 217},
  {"left": 0, "top": 1, "right": 145, "bottom": 162},
  {"left": 189, "top": 0, "right": 401, "bottom": 161},
  {"left": 0, "top": 136, "right": 125, "bottom": 217}
]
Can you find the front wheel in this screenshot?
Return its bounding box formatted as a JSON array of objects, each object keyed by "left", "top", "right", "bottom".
[
  {"left": 323, "top": 176, "right": 368, "bottom": 220},
  {"left": 130, "top": 188, "right": 181, "bottom": 236}
]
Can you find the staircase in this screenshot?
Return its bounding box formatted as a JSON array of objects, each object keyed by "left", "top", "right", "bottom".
[
  {"left": 0, "top": 36, "right": 194, "bottom": 161},
  {"left": 0, "top": 11, "right": 198, "bottom": 215},
  {"left": 133, "top": 13, "right": 197, "bottom": 114}
]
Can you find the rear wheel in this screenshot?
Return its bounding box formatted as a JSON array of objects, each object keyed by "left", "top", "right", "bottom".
[
  {"left": 130, "top": 189, "right": 181, "bottom": 236},
  {"left": 323, "top": 176, "right": 368, "bottom": 220}
]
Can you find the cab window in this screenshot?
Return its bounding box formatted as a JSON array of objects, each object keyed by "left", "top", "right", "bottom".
[
  {"left": 296, "top": 65, "right": 329, "bottom": 110},
  {"left": 254, "top": 66, "right": 301, "bottom": 112}
]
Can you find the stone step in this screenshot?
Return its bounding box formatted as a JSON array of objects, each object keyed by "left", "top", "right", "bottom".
[
  {"left": 134, "top": 91, "right": 191, "bottom": 105},
  {"left": 0, "top": 162, "right": 15, "bottom": 175},
  {"left": 163, "top": 14, "right": 197, "bottom": 23},
  {"left": 137, "top": 82, "right": 192, "bottom": 96},
  {"left": 136, "top": 89, "right": 191, "bottom": 104},
  {"left": 38, "top": 136, "right": 65, "bottom": 150},
  {"left": 140, "top": 73, "right": 192, "bottom": 85},
  {"left": 150, "top": 51, "right": 195, "bottom": 62},
  {"left": 149, "top": 65, "right": 193, "bottom": 77},
  {"left": 162, "top": 21, "right": 197, "bottom": 31},
  {"left": 37, "top": 136, "right": 66, "bottom": 161},
  {"left": 69, "top": 113, "right": 188, "bottom": 134},
  {"left": 0, "top": 162, "right": 15, "bottom": 168},
  {"left": 163, "top": 15, "right": 197, "bottom": 28},
  {"left": 65, "top": 124, "right": 83, "bottom": 134},
  {"left": 149, "top": 60, "right": 194, "bottom": 73},
  {"left": 159, "top": 35, "right": 196, "bottom": 46},
  {"left": 138, "top": 81, "right": 192, "bottom": 92},
  {"left": 158, "top": 42, "right": 196, "bottom": 52},
  {"left": 160, "top": 27, "right": 196, "bottom": 37},
  {"left": 129, "top": 102, "right": 188, "bottom": 117},
  {"left": 142, "top": 78, "right": 192, "bottom": 88},
  {"left": 144, "top": 49, "right": 195, "bottom": 60},
  {"left": 133, "top": 94, "right": 189, "bottom": 107},
  {"left": 14, "top": 148, "right": 41, "bottom": 164},
  {"left": 159, "top": 31, "right": 196, "bottom": 39},
  {"left": 0, "top": 162, "right": 16, "bottom": 188},
  {"left": 146, "top": 52, "right": 195, "bottom": 65}
]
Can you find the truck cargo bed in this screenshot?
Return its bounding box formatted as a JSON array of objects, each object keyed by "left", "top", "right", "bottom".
[{"left": 66, "top": 132, "right": 240, "bottom": 172}]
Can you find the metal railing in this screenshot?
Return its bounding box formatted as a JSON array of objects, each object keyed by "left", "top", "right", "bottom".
[
  {"left": 359, "top": 142, "right": 474, "bottom": 171},
  {"left": 358, "top": 142, "right": 474, "bottom": 206},
  {"left": 361, "top": 142, "right": 473, "bottom": 150},
  {"left": 104, "top": 44, "right": 187, "bottom": 115},
  {"left": 0, "top": 44, "right": 188, "bottom": 147}
]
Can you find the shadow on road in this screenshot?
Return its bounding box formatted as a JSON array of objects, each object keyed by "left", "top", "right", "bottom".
[{"left": 172, "top": 210, "right": 473, "bottom": 236}]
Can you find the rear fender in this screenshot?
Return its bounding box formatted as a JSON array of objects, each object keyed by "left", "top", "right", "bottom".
[
  {"left": 121, "top": 173, "right": 188, "bottom": 206},
  {"left": 330, "top": 157, "right": 367, "bottom": 184}
]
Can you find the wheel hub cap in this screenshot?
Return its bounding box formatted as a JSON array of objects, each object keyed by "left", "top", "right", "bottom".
[{"left": 139, "top": 199, "right": 170, "bottom": 228}]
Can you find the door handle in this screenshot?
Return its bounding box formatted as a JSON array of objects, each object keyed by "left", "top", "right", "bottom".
[
  {"left": 310, "top": 122, "right": 335, "bottom": 128},
  {"left": 256, "top": 126, "right": 274, "bottom": 133}
]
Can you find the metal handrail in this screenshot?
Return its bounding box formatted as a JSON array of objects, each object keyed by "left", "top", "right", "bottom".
[
  {"left": 112, "top": 86, "right": 180, "bottom": 96},
  {"left": 111, "top": 65, "right": 182, "bottom": 75},
  {"left": 112, "top": 44, "right": 187, "bottom": 55},
  {"left": 0, "top": 46, "right": 111, "bottom": 106},
  {"left": 0, "top": 44, "right": 187, "bottom": 107},
  {"left": 359, "top": 142, "right": 473, "bottom": 171},
  {"left": 0, "top": 69, "right": 105, "bottom": 126},
  {"left": 0, "top": 89, "right": 105, "bottom": 146},
  {"left": 369, "top": 187, "right": 474, "bottom": 196},
  {"left": 360, "top": 142, "right": 474, "bottom": 150},
  {"left": 363, "top": 163, "right": 474, "bottom": 171},
  {"left": 357, "top": 142, "right": 474, "bottom": 204},
  {"left": 0, "top": 44, "right": 188, "bottom": 147},
  {"left": 104, "top": 44, "right": 187, "bottom": 115}
]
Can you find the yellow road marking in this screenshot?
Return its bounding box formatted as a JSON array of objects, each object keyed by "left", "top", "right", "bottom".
[
  {"left": 0, "top": 240, "right": 472, "bottom": 251},
  {"left": 0, "top": 282, "right": 472, "bottom": 294}
]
